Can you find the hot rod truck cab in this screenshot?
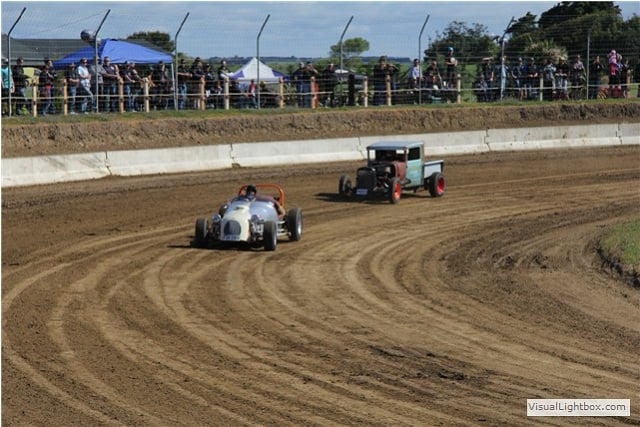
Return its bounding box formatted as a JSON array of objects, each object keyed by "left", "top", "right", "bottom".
[{"left": 338, "top": 141, "right": 446, "bottom": 204}]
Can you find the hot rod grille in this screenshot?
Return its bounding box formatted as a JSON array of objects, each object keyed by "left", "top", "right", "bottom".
[{"left": 223, "top": 220, "right": 242, "bottom": 236}]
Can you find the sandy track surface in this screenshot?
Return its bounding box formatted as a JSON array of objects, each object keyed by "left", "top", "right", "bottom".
[{"left": 2, "top": 146, "right": 639, "bottom": 426}]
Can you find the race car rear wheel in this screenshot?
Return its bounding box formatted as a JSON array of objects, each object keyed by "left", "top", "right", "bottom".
[
  {"left": 287, "top": 207, "right": 303, "bottom": 241},
  {"left": 427, "top": 172, "right": 446, "bottom": 197},
  {"left": 264, "top": 221, "right": 277, "bottom": 251},
  {"left": 194, "top": 218, "right": 209, "bottom": 247},
  {"left": 339, "top": 175, "right": 352, "bottom": 196},
  {"left": 388, "top": 177, "right": 402, "bottom": 204}
]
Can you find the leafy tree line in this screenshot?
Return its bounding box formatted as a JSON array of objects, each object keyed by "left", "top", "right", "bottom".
[{"left": 422, "top": 2, "right": 638, "bottom": 81}]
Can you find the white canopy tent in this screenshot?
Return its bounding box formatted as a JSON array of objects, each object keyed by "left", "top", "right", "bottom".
[{"left": 229, "top": 57, "right": 288, "bottom": 83}]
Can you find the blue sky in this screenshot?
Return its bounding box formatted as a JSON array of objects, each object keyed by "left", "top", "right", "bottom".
[{"left": 2, "top": 1, "right": 638, "bottom": 59}]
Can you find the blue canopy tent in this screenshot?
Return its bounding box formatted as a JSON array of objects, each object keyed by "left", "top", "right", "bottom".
[{"left": 53, "top": 38, "right": 172, "bottom": 68}]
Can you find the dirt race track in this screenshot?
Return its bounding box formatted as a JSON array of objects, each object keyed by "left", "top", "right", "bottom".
[{"left": 2, "top": 144, "right": 639, "bottom": 426}]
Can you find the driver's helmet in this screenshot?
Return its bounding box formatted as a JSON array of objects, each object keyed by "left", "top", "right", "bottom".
[{"left": 245, "top": 184, "right": 257, "bottom": 199}]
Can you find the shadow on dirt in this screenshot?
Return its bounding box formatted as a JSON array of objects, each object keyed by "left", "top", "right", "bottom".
[
  {"left": 185, "top": 237, "right": 298, "bottom": 251},
  {"left": 315, "top": 191, "right": 429, "bottom": 204}
]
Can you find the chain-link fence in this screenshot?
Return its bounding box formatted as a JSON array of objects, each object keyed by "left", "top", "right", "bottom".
[{"left": 2, "top": 6, "right": 638, "bottom": 117}]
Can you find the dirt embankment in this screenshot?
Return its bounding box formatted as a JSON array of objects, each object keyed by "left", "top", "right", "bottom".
[{"left": 2, "top": 103, "right": 639, "bottom": 158}]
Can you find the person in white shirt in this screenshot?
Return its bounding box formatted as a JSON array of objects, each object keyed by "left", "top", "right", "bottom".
[{"left": 77, "top": 58, "right": 93, "bottom": 113}]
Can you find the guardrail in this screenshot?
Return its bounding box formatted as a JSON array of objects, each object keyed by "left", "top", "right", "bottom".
[{"left": 2, "top": 123, "right": 638, "bottom": 188}]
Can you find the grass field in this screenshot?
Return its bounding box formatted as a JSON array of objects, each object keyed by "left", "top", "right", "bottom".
[{"left": 599, "top": 218, "right": 640, "bottom": 279}]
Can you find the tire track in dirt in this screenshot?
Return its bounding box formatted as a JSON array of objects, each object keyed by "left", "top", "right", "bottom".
[{"left": 3, "top": 146, "right": 639, "bottom": 426}]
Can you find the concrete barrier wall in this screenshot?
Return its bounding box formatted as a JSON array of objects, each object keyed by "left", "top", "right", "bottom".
[
  {"left": 2, "top": 123, "right": 638, "bottom": 188},
  {"left": 106, "top": 144, "right": 233, "bottom": 176},
  {"left": 231, "top": 137, "right": 364, "bottom": 167},
  {"left": 620, "top": 123, "right": 640, "bottom": 146},
  {"left": 2, "top": 152, "right": 109, "bottom": 187}
]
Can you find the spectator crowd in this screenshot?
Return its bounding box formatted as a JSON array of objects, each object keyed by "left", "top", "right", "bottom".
[{"left": 2, "top": 47, "right": 638, "bottom": 117}]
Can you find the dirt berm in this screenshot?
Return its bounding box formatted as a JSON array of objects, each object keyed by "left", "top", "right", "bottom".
[{"left": 2, "top": 103, "right": 639, "bottom": 159}]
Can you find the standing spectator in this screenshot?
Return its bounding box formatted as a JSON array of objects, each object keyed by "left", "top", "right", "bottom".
[
  {"left": 511, "top": 57, "right": 525, "bottom": 100},
  {"left": 77, "top": 58, "right": 93, "bottom": 113},
  {"left": 203, "top": 63, "right": 216, "bottom": 109},
  {"left": 619, "top": 57, "right": 630, "bottom": 98},
  {"left": 301, "top": 61, "right": 319, "bottom": 108},
  {"left": 480, "top": 57, "right": 494, "bottom": 101},
  {"left": 211, "top": 79, "right": 224, "bottom": 109},
  {"left": 247, "top": 79, "right": 258, "bottom": 109},
  {"left": 102, "top": 56, "right": 121, "bottom": 112},
  {"left": 473, "top": 73, "right": 490, "bottom": 102},
  {"left": 39, "top": 58, "right": 56, "bottom": 115},
  {"left": 555, "top": 56, "right": 569, "bottom": 99},
  {"left": 320, "top": 62, "right": 337, "bottom": 107},
  {"left": 607, "top": 49, "right": 619, "bottom": 97},
  {"left": 444, "top": 47, "right": 458, "bottom": 89},
  {"left": 228, "top": 78, "right": 244, "bottom": 108},
  {"left": 190, "top": 57, "right": 205, "bottom": 109},
  {"left": 1, "top": 58, "right": 14, "bottom": 116},
  {"left": 150, "top": 60, "right": 171, "bottom": 110},
  {"left": 291, "top": 62, "right": 306, "bottom": 107},
  {"left": 497, "top": 56, "right": 509, "bottom": 100},
  {"left": 424, "top": 59, "right": 442, "bottom": 100},
  {"left": 588, "top": 55, "right": 603, "bottom": 99},
  {"left": 12, "top": 57, "right": 29, "bottom": 115},
  {"left": 409, "top": 58, "right": 422, "bottom": 89},
  {"left": 570, "top": 54, "right": 586, "bottom": 99},
  {"left": 120, "top": 61, "right": 143, "bottom": 112},
  {"left": 372, "top": 56, "right": 397, "bottom": 106},
  {"left": 65, "top": 62, "right": 79, "bottom": 115},
  {"left": 217, "top": 59, "right": 231, "bottom": 81},
  {"left": 259, "top": 80, "right": 278, "bottom": 108},
  {"left": 176, "top": 59, "right": 191, "bottom": 110},
  {"left": 542, "top": 58, "right": 556, "bottom": 101},
  {"left": 523, "top": 57, "right": 538, "bottom": 100},
  {"left": 90, "top": 58, "right": 105, "bottom": 111}
]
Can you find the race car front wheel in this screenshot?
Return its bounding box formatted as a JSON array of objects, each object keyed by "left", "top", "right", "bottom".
[
  {"left": 194, "top": 218, "right": 209, "bottom": 247},
  {"left": 264, "top": 221, "right": 278, "bottom": 251},
  {"left": 287, "top": 208, "right": 303, "bottom": 241}
]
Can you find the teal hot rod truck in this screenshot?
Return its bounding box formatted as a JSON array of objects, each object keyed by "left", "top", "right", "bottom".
[{"left": 338, "top": 141, "right": 446, "bottom": 204}]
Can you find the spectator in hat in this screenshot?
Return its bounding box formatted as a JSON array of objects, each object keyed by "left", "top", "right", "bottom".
[
  {"left": 588, "top": 55, "right": 603, "bottom": 99},
  {"left": 320, "top": 62, "right": 338, "bottom": 107},
  {"left": 291, "top": 62, "right": 306, "bottom": 107},
  {"left": 555, "top": 56, "right": 569, "bottom": 99},
  {"left": 151, "top": 60, "right": 171, "bottom": 110},
  {"left": 217, "top": 59, "right": 231, "bottom": 81},
  {"left": 302, "top": 61, "right": 319, "bottom": 108},
  {"left": 120, "top": 61, "right": 143, "bottom": 112},
  {"left": 444, "top": 47, "right": 458, "bottom": 88},
  {"left": 101, "top": 56, "right": 121, "bottom": 112},
  {"left": 190, "top": 57, "right": 205, "bottom": 109},
  {"left": 511, "top": 57, "right": 525, "bottom": 100},
  {"left": 12, "top": 57, "right": 29, "bottom": 115},
  {"left": 176, "top": 58, "right": 191, "bottom": 109},
  {"left": 372, "top": 55, "right": 398, "bottom": 106},
  {"left": 39, "top": 58, "right": 57, "bottom": 115},
  {"left": 65, "top": 62, "right": 79, "bottom": 114}
]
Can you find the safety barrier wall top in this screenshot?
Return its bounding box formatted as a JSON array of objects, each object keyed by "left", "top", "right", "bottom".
[{"left": 2, "top": 123, "right": 638, "bottom": 188}]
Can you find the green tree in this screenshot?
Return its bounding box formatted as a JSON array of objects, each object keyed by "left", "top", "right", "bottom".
[
  {"left": 504, "top": 1, "right": 636, "bottom": 61},
  {"left": 127, "top": 31, "right": 175, "bottom": 53},
  {"left": 329, "top": 37, "right": 370, "bottom": 70},
  {"left": 538, "top": 1, "right": 620, "bottom": 29},
  {"left": 428, "top": 21, "right": 498, "bottom": 63}
]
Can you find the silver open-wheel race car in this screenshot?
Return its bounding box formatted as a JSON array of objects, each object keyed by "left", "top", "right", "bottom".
[{"left": 193, "top": 183, "right": 303, "bottom": 251}]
